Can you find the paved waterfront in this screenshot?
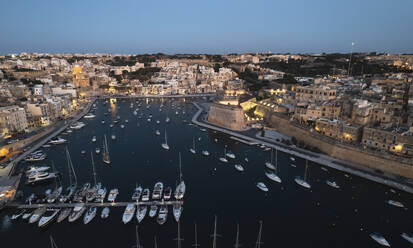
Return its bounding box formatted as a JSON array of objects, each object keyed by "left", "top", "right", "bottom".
[{"left": 191, "top": 102, "right": 413, "bottom": 194}]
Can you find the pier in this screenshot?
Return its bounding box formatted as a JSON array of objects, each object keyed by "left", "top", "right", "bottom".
[{"left": 6, "top": 200, "right": 183, "bottom": 209}]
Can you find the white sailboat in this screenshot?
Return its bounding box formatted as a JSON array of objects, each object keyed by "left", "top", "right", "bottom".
[
  {"left": 189, "top": 137, "right": 196, "bottom": 154},
  {"left": 370, "top": 233, "right": 390, "bottom": 247},
  {"left": 219, "top": 147, "right": 228, "bottom": 163},
  {"left": 136, "top": 205, "right": 147, "bottom": 223},
  {"left": 256, "top": 182, "right": 269, "bottom": 192},
  {"left": 265, "top": 149, "right": 281, "bottom": 183},
  {"left": 122, "top": 203, "right": 136, "bottom": 224},
  {"left": 83, "top": 207, "right": 97, "bottom": 224},
  {"left": 174, "top": 153, "right": 186, "bottom": 200},
  {"left": 265, "top": 148, "right": 276, "bottom": 170},
  {"left": 295, "top": 160, "right": 311, "bottom": 189},
  {"left": 161, "top": 129, "right": 170, "bottom": 150},
  {"left": 202, "top": 150, "right": 210, "bottom": 156}
]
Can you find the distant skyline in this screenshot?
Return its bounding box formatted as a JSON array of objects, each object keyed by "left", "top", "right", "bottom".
[{"left": 1, "top": 0, "right": 413, "bottom": 55}]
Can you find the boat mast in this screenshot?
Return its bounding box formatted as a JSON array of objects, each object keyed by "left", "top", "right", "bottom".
[
  {"left": 50, "top": 235, "right": 58, "bottom": 248},
  {"left": 135, "top": 225, "right": 142, "bottom": 248},
  {"left": 193, "top": 137, "right": 195, "bottom": 150},
  {"left": 275, "top": 149, "right": 278, "bottom": 172},
  {"left": 90, "top": 152, "right": 97, "bottom": 186},
  {"left": 154, "top": 236, "right": 158, "bottom": 248},
  {"left": 65, "top": 147, "right": 73, "bottom": 187},
  {"left": 211, "top": 215, "right": 221, "bottom": 248},
  {"left": 165, "top": 129, "right": 168, "bottom": 145},
  {"left": 255, "top": 221, "right": 263, "bottom": 248},
  {"left": 234, "top": 223, "right": 241, "bottom": 248},
  {"left": 175, "top": 220, "right": 184, "bottom": 248},
  {"left": 270, "top": 148, "right": 273, "bottom": 164},
  {"left": 193, "top": 222, "right": 200, "bottom": 248},
  {"left": 304, "top": 160, "right": 308, "bottom": 181},
  {"left": 178, "top": 152, "right": 182, "bottom": 182}
]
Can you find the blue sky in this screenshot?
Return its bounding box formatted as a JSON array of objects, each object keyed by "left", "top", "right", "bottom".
[{"left": 1, "top": 0, "right": 412, "bottom": 54}]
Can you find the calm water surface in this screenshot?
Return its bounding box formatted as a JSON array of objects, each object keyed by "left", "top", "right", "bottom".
[{"left": 0, "top": 98, "right": 411, "bottom": 248}]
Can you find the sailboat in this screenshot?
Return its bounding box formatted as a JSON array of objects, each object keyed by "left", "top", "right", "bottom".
[
  {"left": 59, "top": 147, "right": 78, "bottom": 203},
  {"left": 50, "top": 235, "right": 59, "bottom": 248},
  {"left": 265, "top": 149, "right": 282, "bottom": 183},
  {"left": 174, "top": 153, "right": 186, "bottom": 200},
  {"left": 189, "top": 137, "right": 196, "bottom": 154},
  {"left": 265, "top": 149, "right": 276, "bottom": 170},
  {"left": 174, "top": 221, "right": 183, "bottom": 248},
  {"left": 86, "top": 152, "right": 101, "bottom": 202},
  {"left": 211, "top": 215, "right": 221, "bottom": 248},
  {"left": 162, "top": 129, "right": 170, "bottom": 150},
  {"left": 219, "top": 147, "right": 228, "bottom": 163},
  {"left": 46, "top": 162, "right": 62, "bottom": 203},
  {"left": 294, "top": 159, "right": 311, "bottom": 189},
  {"left": 102, "top": 134, "right": 111, "bottom": 164},
  {"left": 134, "top": 225, "right": 143, "bottom": 248}
]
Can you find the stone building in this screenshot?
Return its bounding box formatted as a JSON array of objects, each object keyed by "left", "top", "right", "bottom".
[
  {"left": 315, "top": 118, "right": 362, "bottom": 143},
  {"left": 73, "top": 65, "right": 90, "bottom": 89},
  {"left": 295, "top": 85, "right": 337, "bottom": 102},
  {"left": 362, "top": 126, "right": 413, "bottom": 156},
  {"left": 208, "top": 103, "right": 246, "bottom": 131},
  {"left": 0, "top": 105, "right": 28, "bottom": 134}
]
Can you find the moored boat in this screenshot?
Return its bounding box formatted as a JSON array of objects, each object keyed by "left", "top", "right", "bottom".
[
  {"left": 173, "top": 204, "right": 183, "bottom": 222},
  {"left": 265, "top": 171, "right": 281, "bottom": 183},
  {"left": 369, "top": 232, "right": 390, "bottom": 247},
  {"left": 157, "top": 206, "right": 168, "bottom": 225},
  {"left": 29, "top": 207, "right": 47, "bottom": 224},
  {"left": 149, "top": 204, "right": 158, "bottom": 218},
  {"left": 107, "top": 188, "right": 119, "bottom": 202},
  {"left": 256, "top": 182, "right": 269, "bottom": 192},
  {"left": 142, "top": 188, "right": 150, "bottom": 201},
  {"left": 326, "top": 180, "right": 340, "bottom": 189},
  {"left": 57, "top": 208, "right": 72, "bottom": 223},
  {"left": 136, "top": 205, "right": 147, "bottom": 223},
  {"left": 234, "top": 164, "right": 244, "bottom": 172},
  {"left": 101, "top": 207, "right": 110, "bottom": 219},
  {"left": 83, "top": 207, "right": 97, "bottom": 224},
  {"left": 38, "top": 209, "right": 60, "bottom": 227},
  {"left": 122, "top": 203, "right": 136, "bottom": 224},
  {"left": 387, "top": 199, "right": 404, "bottom": 208},
  {"left": 68, "top": 204, "right": 87, "bottom": 222}
]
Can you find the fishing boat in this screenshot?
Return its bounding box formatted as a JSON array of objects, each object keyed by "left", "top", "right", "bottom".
[
  {"left": 387, "top": 199, "right": 404, "bottom": 208},
  {"left": 401, "top": 233, "right": 413, "bottom": 244},
  {"left": 102, "top": 135, "right": 111, "bottom": 164},
  {"left": 136, "top": 205, "right": 147, "bottom": 223},
  {"left": 68, "top": 204, "right": 87, "bottom": 222},
  {"left": 326, "top": 180, "right": 340, "bottom": 189},
  {"left": 107, "top": 188, "right": 119, "bottom": 202},
  {"left": 38, "top": 209, "right": 60, "bottom": 227},
  {"left": 295, "top": 160, "right": 311, "bottom": 189},
  {"left": 149, "top": 204, "right": 158, "bottom": 218},
  {"left": 161, "top": 129, "right": 170, "bottom": 150},
  {"left": 157, "top": 206, "right": 168, "bottom": 225},
  {"left": 92, "top": 136, "right": 96, "bottom": 142},
  {"left": 101, "top": 207, "right": 110, "bottom": 219},
  {"left": 29, "top": 207, "right": 47, "bottom": 224},
  {"left": 173, "top": 204, "right": 183, "bottom": 222},
  {"left": 142, "top": 189, "right": 150, "bottom": 201},
  {"left": 152, "top": 182, "right": 164, "bottom": 200},
  {"left": 234, "top": 164, "right": 244, "bottom": 172},
  {"left": 163, "top": 186, "right": 172, "bottom": 200},
  {"left": 369, "top": 233, "right": 390, "bottom": 247},
  {"left": 202, "top": 150, "right": 210, "bottom": 156},
  {"left": 256, "top": 182, "right": 269, "bottom": 192},
  {"left": 122, "top": 203, "right": 136, "bottom": 224},
  {"left": 132, "top": 185, "right": 143, "bottom": 201},
  {"left": 189, "top": 137, "right": 196, "bottom": 154},
  {"left": 83, "top": 207, "right": 97, "bottom": 224},
  {"left": 57, "top": 208, "right": 72, "bottom": 223}
]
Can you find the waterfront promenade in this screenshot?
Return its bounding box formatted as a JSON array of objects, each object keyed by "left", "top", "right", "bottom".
[
  {"left": 0, "top": 99, "right": 95, "bottom": 178},
  {"left": 192, "top": 102, "right": 413, "bottom": 194}
]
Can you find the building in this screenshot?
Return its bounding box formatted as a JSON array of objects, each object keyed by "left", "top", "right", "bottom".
[
  {"left": 0, "top": 105, "right": 28, "bottom": 134},
  {"left": 208, "top": 103, "right": 246, "bottom": 131},
  {"left": 362, "top": 126, "right": 413, "bottom": 156},
  {"left": 295, "top": 85, "right": 337, "bottom": 102},
  {"left": 73, "top": 65, "right": 90, "bottom": 88},
  {"left": 315, "top": 118, "right": 362, "bottom": 143}
]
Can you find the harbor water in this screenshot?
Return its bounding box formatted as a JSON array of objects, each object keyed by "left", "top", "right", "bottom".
[{"left": 0, "top": 98, "right": 411, "bottom": 248}]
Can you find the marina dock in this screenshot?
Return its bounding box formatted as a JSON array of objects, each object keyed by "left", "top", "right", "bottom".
[{"left": 6, "top": 200, "right": 183, "bottom": 209}]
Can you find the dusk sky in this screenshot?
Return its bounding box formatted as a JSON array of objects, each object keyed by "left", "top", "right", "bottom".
[{"left": 1, "top": 0, "right": 412, "bottom": 54}]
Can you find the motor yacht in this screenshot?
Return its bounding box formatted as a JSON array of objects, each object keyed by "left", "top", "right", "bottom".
[
  {"left": 29, "top": 208, "right": 47, "bottom": 224},
  {"left": 173, "top": 204, "right": 183, "bottom": 222},
  {"left": 149, "top": 204, "right": 158, "bottom": 218},
  {"left": 163, "top": 186, "right": 172, "bottom": 200},
  {"left": 234, "top": 164, "right": 244, "bottom": 172},
  {"left": 326, "top": 180, "right": 340, "bottom": 189},
  {"left": 256, "top": 182, "right": 269, "bottom": 192},
  {"left": 157, "top": 206, "right": 168, "bottom": 225},
  {"left": 122, "top": 203, "right": 136, "bottom": 224},
  {"left": 152, "top": 182, "right": 164, "bottom": 200},
  {"left": 107, "top": 188, "right": 119, "bottom": 202},
  {"left": 142, "top": 189, "right": 150, "bottom": 201},
  {"left": 57, "top": 208, "right": 72, "bottom": 223},
  {"left": 132, "top": 186, "right": 143, "bottom": 201},
  {"left": 68, "top": 204, "right": 87, "bottom": 222},
  {"left": 101, "top": 207, "right": 110, "bottom": 219}
]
